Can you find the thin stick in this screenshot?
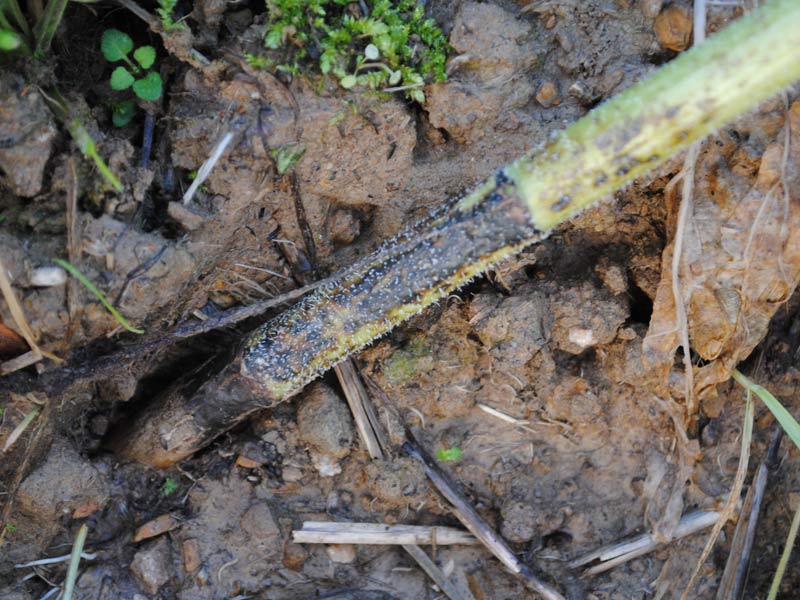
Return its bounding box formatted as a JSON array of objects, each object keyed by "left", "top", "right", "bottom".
[
  {"left": 293, "top": 522, "right": 477, "bottom": 545},
  {"left": 334, "top": 360, "right": 386, "bottom": 459},
  {"left": 402, "top": 543, "right": 474, "bottom": 600},
  {"left": 403, "top": 434, "right": 565, "bottom": 600},
  {"left": 15, "top": 552, "right": 97, "bottom": 569},
  {"left": 182, "top": 131, "right": 234, "bottom": 205},
  {"left": 570, "top": 510, "right": 721, "bottom": 575}
]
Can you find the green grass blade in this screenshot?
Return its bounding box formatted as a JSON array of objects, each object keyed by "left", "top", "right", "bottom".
[
  {"left": 54, "top": 259, "right": 144, "bottom": 334},
  {"left": 62, "top": 523, "right": 88, "bottom": 600},
  {"left": 732, "top": 370, "right": 800, "bottom": 451},
  {"left": 32, "top": 0, "right": 68, "bottom": 56},
  {"left": 768, "top": 499, "right": 800, "bottom": 600},
  {"left": 1, "top": 407, "right": 39, "bottom": 453}
]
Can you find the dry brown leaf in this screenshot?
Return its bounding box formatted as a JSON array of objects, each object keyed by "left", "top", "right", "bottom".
[
  {"left": 643, "top": 99, "right": 800, "bottom": 401},
  {"left": 133, "top": 514, "right": 181, "bottom": 542}
]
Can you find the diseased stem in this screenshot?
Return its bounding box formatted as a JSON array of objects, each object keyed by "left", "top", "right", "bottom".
[{"left": 116, "top": 0, "right": 800, "bottom": 467}]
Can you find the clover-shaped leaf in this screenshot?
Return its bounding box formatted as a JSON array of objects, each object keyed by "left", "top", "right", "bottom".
[
  {"left": 101, "top": 29, "right": 133, "bottom": 62},
  {"left": 133, "top": 46, "right": 156, "bottom": 69},
  {"left": 132, "top": 71, "right": 163, "bottom": 101},
  {"left": 110, "top": 66, "right": 134, "bottom": 90}
]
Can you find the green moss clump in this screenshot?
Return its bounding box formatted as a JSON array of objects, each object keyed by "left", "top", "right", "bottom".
[{"left": 262, "top": 0, "right": 449, "bottom": 103}]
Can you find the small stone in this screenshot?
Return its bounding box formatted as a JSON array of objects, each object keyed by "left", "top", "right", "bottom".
[
  {"left": 327, "top": 543, "right": 357, "bottom": 564},
  {"left": 296, "top": 383, "right": 354, "bottom": 477},
  {"left": 167, "top": 201, "right": 205, "bottom": 231},
  {"left": 544, "top": 14, "right": 556, "bottom": 29},
  {"left": 329, "top": 208, "right": 362, "bottom": 245},
  {"left": 236, "top": 455, "right": 263, "bottom": 469},
  {"left": 182, "top": 538, "right": 201, "bottom": 573},
  {"left": 133, "top": 514, "right": 181, "bottom": 542},
  {"left": 130, "top": 538, "right": 172, "bottom": 595},
  {"left": 282, "top": 542, "right": 308, "bottom": 571},
  {"left": 535, "top": 81, "right": 560, "bottom": 108},
  {"left": 654, "top": 5, "right": 692, "bottom": 52},
  {"left": 16, "top": 441, "right": 110, "bottom": 520},
  {"left": 282, "top": 466, "right": 304, "bottom": 482},
  {"left": 28, "top": 266, "right": 66, "bottom": 287},
  {"left": 640, "top": 0, "right": 664, "bottom": 19},
  {"left": 240, "top": 502, "right": 281, "bottom": 544}
]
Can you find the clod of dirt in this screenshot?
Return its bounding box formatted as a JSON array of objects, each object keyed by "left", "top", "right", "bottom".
[
  {"left": 78, "top": 214, "right": 197, "bottom": 333},
  {"left": 130, "top": 537, "right": 173, "bottom": 596},
  {"left": 16, "top": 441, "right": 110, "bottom": 521},
  {"left": 239, "top": 501, "right": 281, "bottom": 556},
  {"left": 654, "top": 4, "right": 693, "bottom": 52},
  {"left": 0, "top": 74, "right": 58, "bottom": 197},
  {"left": 468, "top": 286, "right": 550, "bottom": 386},
  {"left": 296, "top": 383, "right": 354, "bottom": 476},
  {"left": 363, "top": 458, "right": 428, "bottom": 510},
  {"left": 425, "top": 2, "right": 536, "bottom": 143},
  {"left": 500, "top": 500, "right": 539, "bottom": 543},
  {"left": 550, "top": 282, "right": 629, "bottom": 354}
]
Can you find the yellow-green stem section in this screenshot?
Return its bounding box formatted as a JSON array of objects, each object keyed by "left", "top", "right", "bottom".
[{"left": 503, "top": 0, "right": 800, "bottom": 231}]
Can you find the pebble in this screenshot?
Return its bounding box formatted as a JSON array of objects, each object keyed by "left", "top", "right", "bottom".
[
  {"left": 130, "top": 538, "right": 172, "bottom": 595},
  {"left": 167, "top": 201, "right": 205, "bottom": 231},
  {"left": 535, "top": 81, "right": 560, "bottom": 108},
  {"left": 296, "top": 383, "right": 354, "bottom": 477},
  {"left": 28, "top": 266, "right": 66, "bottom": 287},
  {"left": 640, "top": 0, "right": 664, "bottom": 19},
  {"left": 654, "top": 5, "right": 693, "bottom": 52},
  {"left": 327, "top": 543, "right": 357, "bottom": 564}
]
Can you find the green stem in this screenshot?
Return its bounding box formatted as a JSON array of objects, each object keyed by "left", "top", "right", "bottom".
[
  {"left": 768, "top": 499, "right": 800, "bottom": 600},
  {"left": 243, "top": 0, "right": 800, "bottom": 401},
  {"left": 32, "top": 0, "right": 67, "bottom": 57}
]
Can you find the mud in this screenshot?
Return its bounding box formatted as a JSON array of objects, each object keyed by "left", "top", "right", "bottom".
[{"left": 2, "top": 1, "right": 800, "bottom": 599}]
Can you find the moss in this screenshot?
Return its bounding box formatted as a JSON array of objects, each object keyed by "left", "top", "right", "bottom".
[{"left": 259, "top": 0, "right": 449, "bottom": 103}]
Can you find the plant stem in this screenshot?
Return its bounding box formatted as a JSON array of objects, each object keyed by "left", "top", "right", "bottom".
[
  {"left": 32, "top": 0, "right": 68, "bottom": 57},
  {"left": 116, "top": 0, "right": 800, "bottom": 468},
  {"left": 244, "top": 0, "right": 800, "bottom": 401}
]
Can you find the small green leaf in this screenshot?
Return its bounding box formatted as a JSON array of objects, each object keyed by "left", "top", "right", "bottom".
[
  {"left": 340, "top": 74, "right": 357, "bottom": 89},
  {"left": 132, "top": 71, "right": 163, "bottom": 101},
  {"left": 110, "top": 66, "right": 134, "bottom": 90},
  {"left": 410, "top": 88, "right": 425, "bottom": 104},
  {"left": 265, "top": 27, "right": 282, "bottom": 49},
  {"left": 436, "top": 447, "right": 462, "bottom": 462},
  {"left": 364, "top": 43, "right": 379, "bottom": 60},
  {"left": 101, "top": 28, "right": 133, "bottom": 61},
  {"left": 0, "top": 28, "right": 22, "bottom": 51},
  {"left": 270, "top": 145, "right": 306, "bottom": 176},
  {"left": 112, "top": 100, "right": 136, "bottom": 126},
  {"left": 133, "top": 45, "right": 156, "bottom": 69},
  {"left": 389, "top": 69, "right": 401, "bottom": 85},
  {"left": 159, "top": 478, "right": 180, "bottom": 497}
]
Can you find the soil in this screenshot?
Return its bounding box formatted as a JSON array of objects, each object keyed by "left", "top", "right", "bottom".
[{"left": 2, "top": 1, "right": 800, "bottom": 599}]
